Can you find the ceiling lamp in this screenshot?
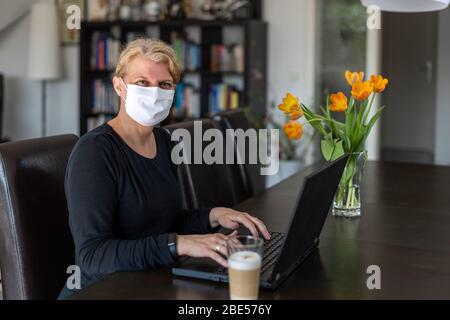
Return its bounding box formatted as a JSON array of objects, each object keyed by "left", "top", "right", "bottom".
[{"left": 361, "top": 0, "right": 450, "bottom": 12}]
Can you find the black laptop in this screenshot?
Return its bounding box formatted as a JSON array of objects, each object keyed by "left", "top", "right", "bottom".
[{"left": 172, "top": 155, "right": 349, "bottom": 289}]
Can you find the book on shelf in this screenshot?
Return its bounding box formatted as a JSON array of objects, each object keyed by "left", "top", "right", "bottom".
[
  {"left": 90, "top": 32, "right": 121, "bottom": 71},
  {"left": 170, "top": 31, "right": 201, "bottom": 72},
  {"left": 210, "top": 44, "right": 244, "bottom": 73},
  {"left": 127, "top": 32, "right": 147, "bottom": 43},
  {"left": 90, "top": 79, "right": 120, "bottom": 114},
  {"left": 173, "top": 83, "right": 201, "bottom": 119},
  {"left": 209, "top": 83, "right": 241, "bottom": 115}
]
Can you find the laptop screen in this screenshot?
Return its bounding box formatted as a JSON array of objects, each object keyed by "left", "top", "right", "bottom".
[{"left": 271, "top": 155, "right": 349, "bottom": 279}]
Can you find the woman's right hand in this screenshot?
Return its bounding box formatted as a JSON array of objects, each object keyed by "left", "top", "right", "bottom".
[{"left": 176, "top": 231, "right": 238, "bottom": 268}]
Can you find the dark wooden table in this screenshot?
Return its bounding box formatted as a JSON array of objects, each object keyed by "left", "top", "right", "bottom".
[{"left": 70, "top": 161, "right": 450, "bottom": 300}]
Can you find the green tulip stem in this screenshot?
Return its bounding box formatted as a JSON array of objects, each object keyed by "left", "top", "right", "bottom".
[{"left": 364, "top": 93, "right": 377, "bottom": 125}]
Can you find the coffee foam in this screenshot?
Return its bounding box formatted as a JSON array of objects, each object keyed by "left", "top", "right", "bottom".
[
  {"left": 230, "top": 294, "right": 258, "bottom": 300},
  {"left": 228, "top": 251, "right": 261, "bottom": 270}
]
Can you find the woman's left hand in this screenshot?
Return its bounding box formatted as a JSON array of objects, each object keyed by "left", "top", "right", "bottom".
[{"left": 209, "top": 207, "right": 271, "bottom": 240}]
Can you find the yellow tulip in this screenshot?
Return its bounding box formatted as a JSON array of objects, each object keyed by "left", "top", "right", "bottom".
[
  {"left": 345, "top": 70, "right": 364, "bottom": 86},
  {"left": 370, "top": 75, "right": 389, "bottom": 93},
  {"left": 278, "top": 93, "right": 298, "bottom": 113},
  {"left": 283, "top": 121, "right": 303, "bottom": 140},
  {"left": 329, "top": 92, "right": 348, "bottom": 112},
  {"left": 351, "top": 81, "right": 374, "bottom": 101},
  {"left": 278, "top": 92, "right": 303, "bottom": 120}
]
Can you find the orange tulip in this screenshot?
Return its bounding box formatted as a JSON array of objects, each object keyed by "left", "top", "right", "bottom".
[
  {"left": 283, "top": 121, "right": 303, "bottom": 140},
  {"left": 289, "top": 104, "right": 303, "bottom": 120},
  {"left": 370, "top": 75, "right": 389, "bottom": 93},
  {"left": 345, "top": 70, "right": 364, "bottom": 86},
  {"left": 351, "top": 81, "right": 374, "bottom": 101},
  {"left": 329, "top": 92, "right": 348, "bottom": 112},
  {"left": 278, "top": 92, "right": 303, "bottom": 120}
]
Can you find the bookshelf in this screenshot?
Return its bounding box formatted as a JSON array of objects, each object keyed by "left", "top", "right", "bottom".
[{"left": 79, "top": 19, "right": 267, "bottom": 134}]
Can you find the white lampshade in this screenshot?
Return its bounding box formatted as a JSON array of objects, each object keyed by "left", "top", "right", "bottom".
[
  {"left": 361, "top": 0, "right": 450, "bottom": 12},
  {"left": 28, "top": 0, "right": 62, "bottom": 80}
]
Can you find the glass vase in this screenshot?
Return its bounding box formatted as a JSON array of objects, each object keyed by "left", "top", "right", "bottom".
[{"left": 332, "top": 151, "right": 367, "bottom": 218}]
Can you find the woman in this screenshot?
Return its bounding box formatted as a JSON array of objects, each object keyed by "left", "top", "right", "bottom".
[{"left": 59, "top": 39, "right": 270, "bottom": 299}]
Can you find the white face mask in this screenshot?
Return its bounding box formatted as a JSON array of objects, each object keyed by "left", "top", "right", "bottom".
[{"left": 120, "top": 79, "right": 175, "bottom": 127}]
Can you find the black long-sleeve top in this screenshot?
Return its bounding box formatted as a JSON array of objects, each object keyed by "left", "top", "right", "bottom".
[{"left": 61, "top": 123, "right": 212, "bottom": 296}]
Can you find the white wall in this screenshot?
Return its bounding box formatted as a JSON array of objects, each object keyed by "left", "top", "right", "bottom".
[
  {"left": 263, "top": 0, "right": 317, "bottom": 163},
  {"left": 264, "top": 0, "right": 316, "bottom": 108},
  {"left": 0, "top": 12, "right": 39, "bottom": 140},
  {"left": 365, "top": 27, "right": 382, "bottom": 160},
  {"left": 435, "top": 8, "right": 450, "bottom": 165},
  {"left": 46, "top": 47, "right": 79, "bottom": 136},
  {"left": 0, "top": 1, "right": 79, "bottom": 140},
  {"left": 0, "top": 0, "right": 33, "bottom": 32}
]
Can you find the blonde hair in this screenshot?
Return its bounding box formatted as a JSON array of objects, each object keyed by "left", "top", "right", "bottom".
[{"left": 114, "top": 38, "right": 181, "bottom": 83}]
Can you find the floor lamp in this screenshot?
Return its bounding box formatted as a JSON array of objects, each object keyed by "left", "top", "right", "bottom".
[{"left": 28, "top": 0, "right": 62, "bottom": 137}]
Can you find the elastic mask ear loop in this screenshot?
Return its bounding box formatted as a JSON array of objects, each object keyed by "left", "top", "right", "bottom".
[{"left": 119, "top": 78, "right": 128, "bottom": 102}]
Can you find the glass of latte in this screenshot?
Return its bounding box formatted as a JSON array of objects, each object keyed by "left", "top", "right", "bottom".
[{"left": 226, "top": 235, "right": 263, "bottom": 300}]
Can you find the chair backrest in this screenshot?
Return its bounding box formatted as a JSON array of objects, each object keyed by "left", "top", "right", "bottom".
[
  {"left": 164, "top": 119, "right": 248, "bottom": 209},
  {"left": 212, "top": 109, "right": 265, "bottom": 196},
  {"left": 0, "top": 73, "right": 4, "bottom": 139},
  {"left": 0, "top": 134, "right": 79, "bottom": 300}
]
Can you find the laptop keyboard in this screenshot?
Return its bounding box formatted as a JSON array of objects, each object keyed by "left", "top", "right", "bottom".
[
  {"left": 261, "top": 232, "right": 285, "bottom": 273},
  {"left": 217, "top": 231, "right": 285, "bottom": 274}
]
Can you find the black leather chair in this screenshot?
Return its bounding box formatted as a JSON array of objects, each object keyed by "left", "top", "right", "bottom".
[
  {"left": 164, "top": 119, "right": 248, "bottom": 209},
  {"left": 212, "top": 109, "right": 265, "bottom": 196},
  {"left": 0, "top": 73, "right": 3, "bottom": 139},
  {"left": 0, "top": 134, "right": 78, "bottom": 300},
  {"left": 0, "top": 73, "right": 10, "bottom": 143}
]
